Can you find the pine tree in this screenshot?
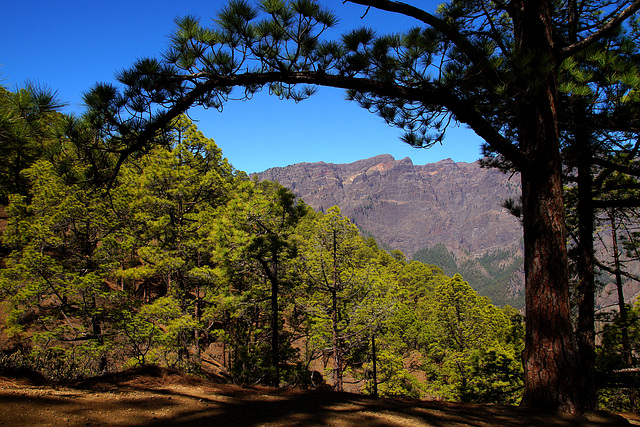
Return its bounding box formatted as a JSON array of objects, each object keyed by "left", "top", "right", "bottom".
[
  {"left": 111, "top": 116, "right": 234, "bottom": 366},
  {"left": 296, "top": 206, "right": 377, "bottom": 391},
  {"left": 552, "top": 25, "right": 640, "bottom": 407},
  {"left": 0, "top": 159, "right": 118, "bottom": 376},
  {"left": 0, "top": 85, "right": 66, "bottom": 200},
  {"left": 82, "top": 0, "right": 640, "bottom": 411}
]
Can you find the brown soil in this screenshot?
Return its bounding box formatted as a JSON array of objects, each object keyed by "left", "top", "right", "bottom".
[{"left": 0, "top": 366, "right": 635, "bottom": 426}]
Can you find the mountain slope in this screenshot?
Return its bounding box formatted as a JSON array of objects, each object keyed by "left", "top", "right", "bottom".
[
  {"left": 256, "top": 155, "right": 525, "bottom": 306},
  {"left": 256, "top": 154, "right": 522, "bottom": 257}
]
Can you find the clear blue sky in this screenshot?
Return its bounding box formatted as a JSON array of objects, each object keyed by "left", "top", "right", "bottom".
[{"left": 1, "top": 0, "right": 483, "bottom": 173}]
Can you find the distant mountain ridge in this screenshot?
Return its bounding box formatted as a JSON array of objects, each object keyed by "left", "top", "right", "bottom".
[
  {"left": 255, "top": 155, "right": 640, "bottom": 309},
  {"left": 256, "top": 154, "right": 522, "bottom": 256},
  {"left": 256, "top": 154, "right": 525, "bottom": 306}
]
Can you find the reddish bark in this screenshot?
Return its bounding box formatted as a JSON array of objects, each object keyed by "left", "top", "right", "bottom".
[{"left": 514, "top": 0, "right": 581, "bottom": 413}]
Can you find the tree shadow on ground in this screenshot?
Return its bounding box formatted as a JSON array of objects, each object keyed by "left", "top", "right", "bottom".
[
  {"left": 140, "top": 388, "right": 629, "bottom": 427},
  {"left": 0, "top": 367, "right": 631, "bottom": 427}
]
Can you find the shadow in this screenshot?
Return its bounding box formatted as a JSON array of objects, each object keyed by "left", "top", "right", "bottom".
[
  {"left": 0, "top": 369, "right": 631, "bottom": 427},
  {"left": 136, "top": 389, "right": 629, "bottom": 427}
]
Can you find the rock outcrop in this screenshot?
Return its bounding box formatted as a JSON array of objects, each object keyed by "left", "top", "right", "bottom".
[{"left": 256, "top": 154, "right": 523, "bottom": 258}]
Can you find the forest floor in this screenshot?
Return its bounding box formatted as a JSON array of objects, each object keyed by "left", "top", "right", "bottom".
[{"left": 0, "top": 366, "right": 637, "bottom": 427}]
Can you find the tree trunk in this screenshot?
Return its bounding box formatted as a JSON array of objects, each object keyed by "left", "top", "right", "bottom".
[
  {"left": 331, "top": 229, "right": 343, "bottom": 392},
  {"left": 91, "top": 296, "right": 107, "bottom": 373},
  {"left": 574, "top": 110, "right": 597, "bottom": 410},
  {"left": 257, "top": 255, "right": 280, "bottom": 387},
  {"left": 332, "top": 288, "right": 342, "bottom": 392},
  {"left": 610, "top": 213, "right": 633, "bottom": 367},
  {"left": 270, "top": 260, "right": 280, "bottom": 388},
  {"left": 611, "top": 213, "right": 638, "bottom": 412},
  {"left": 515, "top": 0, "right": 581, "bottom": 413},
  {"left": 371, "top": 332, "right": 378, "bottom": 397},
  {"left": 520, "top": 157, "right": 581, "bottom": 413},
  {"left": 195, "top": 285, "right": 201, "bottom": 359}
]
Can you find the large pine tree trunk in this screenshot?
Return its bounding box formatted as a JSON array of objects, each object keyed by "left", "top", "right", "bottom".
[
  {"left": 520, "top": 166, "right": 581, "bottom": 413},
  {"left": 514, "top": 0, "right": 581, "bottom": 413}
]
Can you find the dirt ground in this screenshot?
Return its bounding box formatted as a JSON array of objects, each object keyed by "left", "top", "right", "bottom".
[{"left": 0, "top": 366, "right": 636, "bottom": 427}]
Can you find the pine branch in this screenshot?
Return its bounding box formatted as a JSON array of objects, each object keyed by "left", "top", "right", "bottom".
[
  {"left": 123, "top": 69, "right": 525, "bottom": 170},
  {"left": 561, "top": 0, "right": 640, "bottom": 58},
  {"left": 593, "top": 197, "right": 640, "bottom": 208},
  {"left": 595, "top": 257, "right": 640, "bottom": 283},
  {"left": 344, "top": 0, "right": 504, "bottom": 87},
  {"left": 592, "top": 156, "right": 640, "bottom": 178}
]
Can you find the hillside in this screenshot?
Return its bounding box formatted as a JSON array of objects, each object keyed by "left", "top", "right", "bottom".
[
  {"left": 256, "top": 155, "right": 525, "bottom": 306},
  {"left": 256, "top": 155, "right": 522, "bottom": 257},
  {"left": 258, "top": 154, "right": 640, "bottom": 309}
]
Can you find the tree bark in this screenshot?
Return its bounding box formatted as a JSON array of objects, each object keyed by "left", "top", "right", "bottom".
[
  {"left": 371, "top": 332, "right": 378, "bottom": 397},
  {"left": 331, "top": 230, "right": 343, "bottom": 392},
  {"left": 514, "top": 0, "right": 581, "bottom": 413},
  {"left": 332, "top": 289, "right": 342, "bottom": 392},
  {"left": 257, "top": 256, "right": 280, "bottom": 387},
  {"left": 574, "top": 106, "right": 597, "bottom": 410},
  {"left": 610, "top": 213, "right": 634, "bottom": 367},
  {"left": 520, "top": 154, "right": 581, "bottom": 413}
]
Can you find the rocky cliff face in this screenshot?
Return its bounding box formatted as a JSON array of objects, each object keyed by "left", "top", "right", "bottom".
[
  {"left": 256, "top": 154, "right": 523, "bottom": 258},
  {"left": 256, "top": 154, "right": 640, "bottom": 309}
]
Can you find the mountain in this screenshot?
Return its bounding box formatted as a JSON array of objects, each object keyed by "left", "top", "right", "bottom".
[
  {"left": 256, "top": 155, "right": 523, "bottom": 256},
  {"left": 256, "top": 154, "right": 525, "bottom": 306}
]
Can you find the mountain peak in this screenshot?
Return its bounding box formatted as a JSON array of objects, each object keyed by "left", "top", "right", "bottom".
[
  {"left": 256, "top": 156, "right": 525, "bottom": 306},
  {"left": 256, "top": 156, "right": 521, "bottom": 257}
]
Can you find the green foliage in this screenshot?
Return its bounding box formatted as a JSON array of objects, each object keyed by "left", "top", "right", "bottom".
[
  {"left": 0, "top": 344, "right": 110, "bottom": 381},
  {"left": 0, "top": 85, "right": 66, "bottom": 200},
  {"left": 211, "top": 179, "right": 309, "bottom": 385},
  {"left": 0, "top": 114, "right": 235, "bottom": 377},
  {"left": 119, "top": 296, "right": 199, "bottom": 369},
  {"left": 113, "top": 115, "right": 233, "bottom": 295},
  {"left": 412, "top": 243, "right": 457, "bottom": 276},
  {"left": 71, "top": 0, "right": 640, "bottom": 411},
  {"left": 363, "top": 349, "right": 425, "bottom": 399},
  {"left": 595, "top": 298, "right": 640, "bottom": 412},
  {"left": 0, "top": 99, "right": 525, "bottom": 403},
  {"left": 416, "top": 274, "right": 523, "bottom": 403},
  {"left": 458, "top": 250, "right": 524, "bottom": 309},
  {"left": 295, "top": 206, "right": 379, "bottom": 391},
  {"left": 1, "top": 158, "right": 118, "bottom": 356},
  {"left": 412, "top": 245, "right": 524, "bottom": 308}
]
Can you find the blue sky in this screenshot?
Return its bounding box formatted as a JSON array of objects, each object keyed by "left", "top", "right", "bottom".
[{"left": 1, "top": 0, "right": 483, "bottom": 173}]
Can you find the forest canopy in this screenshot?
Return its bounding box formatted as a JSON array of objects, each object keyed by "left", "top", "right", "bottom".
[
  {"left": 0, "top": 94, "right": 526, "bottom": 403},
  {"left": 3, "top": 0, "right": 640, "bottom": 415}
]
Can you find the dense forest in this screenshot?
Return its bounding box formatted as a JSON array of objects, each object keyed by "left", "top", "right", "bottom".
[
  {"left": 0, "top": 86, "right": 527, "bottom": 403},
  {"left": 4, "top": 0, "right": 640, "bottom": 416},
  {"left": 412, "top": 243, "right": 524, "bottom": 308},
  {"left": 0, "top": 82, "right": 638, "bottom": 412}
]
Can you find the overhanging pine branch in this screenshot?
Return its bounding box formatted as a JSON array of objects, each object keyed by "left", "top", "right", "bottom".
[
  {"left": 193, "top": 71, "right": 524, "bottom": 166},
  {"left": 112, "top": 69, "right": 526, "bottom": 179},
  {"left": 561, "top": 0, "right": 640, "bottom": 58},
  {"left": 595, "top": 258, "right": 640, "bottom": 282},
  {"left": 592, "top": 156, "right": 640, "bottom": 178},
  {"left": 345, "top": 0, "right": 504, "bottom": 87}
]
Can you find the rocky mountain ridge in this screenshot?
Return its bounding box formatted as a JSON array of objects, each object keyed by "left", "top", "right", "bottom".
[
  {"left": 256, "top": 155, "right": 526, "bottom": 306},
  {"left": 256, "top": 154, "right": 523, "bottom": 258},
  {"left": 255, "top": 154, "right": 640, "bottom": 309}
]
